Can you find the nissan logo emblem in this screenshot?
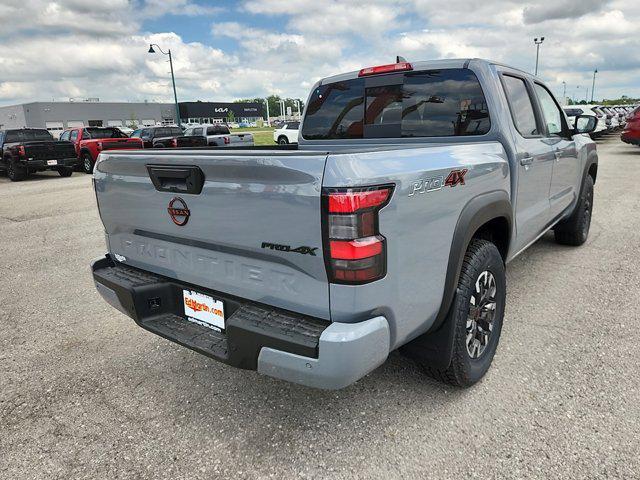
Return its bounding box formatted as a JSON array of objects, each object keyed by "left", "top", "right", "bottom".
[{"left": 167, "top": 197, "right": 190, "bottom": 226}]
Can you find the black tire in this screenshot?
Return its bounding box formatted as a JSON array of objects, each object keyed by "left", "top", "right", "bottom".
[
  {"left": 6, "top": 158, "right": 27, "bottom": 182},
  {"left": 419, "top": 239, "right": 506, "bottom": 387},
  {"left": 57, "top": 167, "right": 73, "bottom": 177},
  {"left": 278, "top": 136, "right": 289, "bottom": 145},
  {"left": 554, "top": 174, "right": 594, "bottom": 246},
  {"left": 81, "top": 152, "right": 94, "bottom": 174}
]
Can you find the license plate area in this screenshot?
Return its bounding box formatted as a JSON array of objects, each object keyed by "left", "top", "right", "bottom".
[
  {"left": 183, "top": 289, "right": 225, "bottom": 331},
  {"left": 47, "top": 160, "right": 58, "bottom": 166}
]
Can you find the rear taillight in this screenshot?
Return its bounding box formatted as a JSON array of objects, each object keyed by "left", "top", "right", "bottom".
[
  {"left": 17, "top": 146, "right": 26, "bottom": 157},
  {"left": 323, "top": 185, "right": 393, "bottom": 284},
  {"left": 171, "top": 138, "right": 178, "bottom": 147},
  {"left": 224, "top": 136, "right": 230, "bottom": 145}
]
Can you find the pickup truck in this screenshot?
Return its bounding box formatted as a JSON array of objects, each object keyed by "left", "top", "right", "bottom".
[
  {"left": 91, "top": 59, "right": 598, "bottom": 389},
  {"left": 0, "top": 128, "right": 77, "bottom": 181},
  {"left": 183, "top": 124, "right": 254, "bottom": 147},
  {"left": 60, "top": 127, "right": 143, "bottom": 174},
  {"left": 130, "top": 126, "right": 207, "bottom": 149}
]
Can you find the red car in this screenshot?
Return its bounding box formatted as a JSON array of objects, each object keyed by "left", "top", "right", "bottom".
[
  {"left": 621, "top": 107, "right": 640, "bottom": 146},
  {"left": 60, "top": 127, "right": 144, "bottom": 174}
]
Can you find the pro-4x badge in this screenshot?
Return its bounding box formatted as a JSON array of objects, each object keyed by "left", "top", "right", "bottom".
[
  {"left": 261, "top": 242, "right": 318, "bottom": 256},
  {"left": 408, "top": 168, "right": 468, "bottom": 197},
  {"left": 445, "top": 169, "right": 468, "bottom": 187}
]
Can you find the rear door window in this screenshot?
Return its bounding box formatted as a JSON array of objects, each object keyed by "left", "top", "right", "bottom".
[
  {"left": 302, "top": 68, "right": 491, "bottom": 140},
  {"left": 502, "top": 75, "right": 539, "bottom": 137}
]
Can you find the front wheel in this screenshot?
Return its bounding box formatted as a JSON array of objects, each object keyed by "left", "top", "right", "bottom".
[
  {"left": 81, "top": 153, "right": 94, "bottom": 174},
  {"left": 278, "top": 136, "right": 289, "bottom": 145},
  {"left": 419, "top": 239, "right": 506, "bottom": 387},
  {"left": 554, "top": 174, "right": 594, "bottom": 246}
]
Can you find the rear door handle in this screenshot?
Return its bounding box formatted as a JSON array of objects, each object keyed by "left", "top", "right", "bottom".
[
  {"left": 554, "top": 150, "right": 562, "bottom": 161},
  {"left": 520, "top": 157, "right": 534, "bottom": 166}
]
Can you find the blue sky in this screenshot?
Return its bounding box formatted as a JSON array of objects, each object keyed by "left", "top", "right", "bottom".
[{"left": 0, "top": 0, "right": 638, "bottom": 106}]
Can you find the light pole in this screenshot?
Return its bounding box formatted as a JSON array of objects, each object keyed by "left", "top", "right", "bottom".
[
  {"left": 264, "top": 98, "right": 270, "bottom": 126},
  {"left": 562, "top": 81, "right": 566, "bottom": 103},
  {"left": 148, "top": 44, "right": 181, "bottom": 128},
  {"left": 295, "top": 100, "right": 301, "bottom": 119},
  {"left": 591, "top": 69, "right": 598, "bottom": 103},
  {"left": 534, "top": 37, "right": 545, "bottom": 76}
]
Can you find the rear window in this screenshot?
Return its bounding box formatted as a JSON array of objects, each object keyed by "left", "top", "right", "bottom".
[
  {"left": 207, "top": 126, "right": 230, "bottom": 135},
  {"left": 84, "top": 128, "right": 125, "bottom": 139},
  {"left": 155, "top": 127, "right": 182, "bottom": 137},
  {"left": 302, "top": 68, "right": 491, "bottom": 140},
  {"left": 563, "top": 108, "right": 583, "bottom": 117},
  {"left": 5, "top": 129, "right": 53, "bottom": 142}
]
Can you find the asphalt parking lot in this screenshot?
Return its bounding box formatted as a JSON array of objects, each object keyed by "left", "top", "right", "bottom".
[{"left": 1, "top": 136, "right": 639, "bottom": 479}]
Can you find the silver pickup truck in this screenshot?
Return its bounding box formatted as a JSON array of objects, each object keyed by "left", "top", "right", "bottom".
[{"left": 91, "top": 59, "right": 598, "bottom": 389}]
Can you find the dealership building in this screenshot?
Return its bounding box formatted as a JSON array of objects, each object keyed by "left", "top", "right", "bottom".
[
  {"left": 0, "top": 100, "right": 265, "bottom": 137},
  {"left": 179, "top": 101, "right": 264, "bottom": 125}
]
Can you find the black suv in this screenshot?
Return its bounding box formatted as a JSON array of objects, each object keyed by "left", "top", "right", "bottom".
[
  {"left": 0, "top": 129, "right": 77, "bottom": 181},
  {"left": 130, "top": 126, "right": 207, "bottom": 148}
]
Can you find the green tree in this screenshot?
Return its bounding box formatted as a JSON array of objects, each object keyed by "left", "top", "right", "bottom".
[{"left": 226, "top": 110, "right": 235, "bottom": 123}]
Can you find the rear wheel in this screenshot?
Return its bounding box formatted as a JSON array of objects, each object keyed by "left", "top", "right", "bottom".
[
  {"left": 554, "top": 174, "right": 594, "bottom": 246},
  {"left": 419, "top": 239, "right": 506, "bottom": 387},
  {"left": 82, "top": 152, "right": 94, "bottom": 174},
  {"left": 7, "top": 158, "right": 27, "bottom": 182},
  {"left": 278, "top": 136, "right": 289, "bottom": 145},
  {"left": 57, "top": 167, "right": 73, "bottom": 177}
]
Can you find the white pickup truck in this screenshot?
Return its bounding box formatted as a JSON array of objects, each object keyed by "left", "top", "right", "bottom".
[
  {"left": 92, "top": 59, "right": 598, "bottom": 390},
  {"left": 183, "top": 124, "right": 254, "bottom": 147}
]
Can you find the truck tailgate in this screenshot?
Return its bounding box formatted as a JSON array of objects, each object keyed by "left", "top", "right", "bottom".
[
  {"left": 229, "top": 134, "right": 253, "bottom": 146},
  {"left": 94, "top": 150, "right": 330, "bottom": 319}
]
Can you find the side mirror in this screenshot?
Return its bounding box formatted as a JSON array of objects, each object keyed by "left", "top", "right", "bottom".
[{"left": 574, "top": 115, "right": 597, "bottom": 134}]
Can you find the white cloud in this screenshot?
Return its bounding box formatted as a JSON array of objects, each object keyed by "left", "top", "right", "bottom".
[{"left": 0, "top": 0, "right": 639, "bottom": 106}]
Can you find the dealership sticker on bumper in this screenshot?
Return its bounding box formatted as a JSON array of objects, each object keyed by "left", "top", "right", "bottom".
[
  {"left": 183, "top": 290, "right": 225, "bottom": 330},
  {"left": 47, "top": 160, "right": 57, "bottom": 166}
]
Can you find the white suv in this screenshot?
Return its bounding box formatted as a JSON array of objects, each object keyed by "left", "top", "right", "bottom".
[{"left": 273, "top": 122, "right": 300, "bottom": 144}]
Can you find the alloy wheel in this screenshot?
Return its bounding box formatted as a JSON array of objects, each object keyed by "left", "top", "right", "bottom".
[{"left": 466, "top": 270, "right": 498, "bottom": 359}]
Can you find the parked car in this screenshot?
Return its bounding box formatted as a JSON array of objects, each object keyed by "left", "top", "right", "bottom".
[
  {"left": 130, "top": 126, "right": 207, "bottom": 148},
  {"left": 0, "top": 128, "right": 77, "bottom": 181},
  {"left": 118, "top": 126, "right": 134, "bottom": 136},
  {"left": 183, "top": 124, "right": 254, "bottom": 147},
  {"left": 91, "top": 58, "right": 597, "bottom": 390},
  {"left": 273, "top": 122, "right": 300, "bottom": 144},
  {"left": 621, "top": 106, "right": 640, "bottom": 145},
  {"left": 599, "top": 107, "right": 620, "bottom": 130},
  {"left": 563, "top": 106, "right": 607, "bottom": 138},
  {"left": 60, "top": 127, "right": 144, "bottom": 174}
]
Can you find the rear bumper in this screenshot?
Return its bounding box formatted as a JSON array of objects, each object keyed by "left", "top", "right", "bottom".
[
  {"left": 91, "top": 255, "right": 389, "bottom": 389},
  {"left": 23, "top": 157, "right": 78, "bottom": 169}
]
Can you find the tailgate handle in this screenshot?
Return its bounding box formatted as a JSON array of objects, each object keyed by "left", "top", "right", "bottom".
[{"left": 146, "top": 165, "right": 204, "bottom": 194}]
